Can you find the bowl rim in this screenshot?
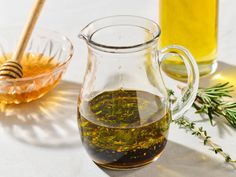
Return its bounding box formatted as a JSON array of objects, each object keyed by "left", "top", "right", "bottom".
[{"left": 0, "top": 27, "right": 74, "bottom": 83}]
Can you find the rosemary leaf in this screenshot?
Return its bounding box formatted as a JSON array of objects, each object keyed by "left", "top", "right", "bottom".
[{"left": 194, "top": 82, "right": 236, "bottom": 127}]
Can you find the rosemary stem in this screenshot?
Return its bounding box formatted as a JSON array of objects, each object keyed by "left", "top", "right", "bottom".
[{"left": 174, "top": 117, "right": 236, "bottom": 165}]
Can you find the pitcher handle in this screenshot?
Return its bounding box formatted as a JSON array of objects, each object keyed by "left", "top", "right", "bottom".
[{"left": 159, "top": 45, "right": 199, "bottom": 119}]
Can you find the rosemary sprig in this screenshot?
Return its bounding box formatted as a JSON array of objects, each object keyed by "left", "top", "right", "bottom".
[
  {"left": 194, "top": 82, "right": 236, "bottom": 127},
  {"left": 174, "top": 117, "right": 236, "bottom": 165},
  {"left": 168, "top": 83, "right": 236, "bottom": 165}
]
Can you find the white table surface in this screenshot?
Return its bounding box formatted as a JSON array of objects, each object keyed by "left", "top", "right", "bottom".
[{"left": 0, "top": 0, "right": 236, "bottom": 177}]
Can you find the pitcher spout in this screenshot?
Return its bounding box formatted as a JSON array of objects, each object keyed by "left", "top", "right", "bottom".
[{"left": 78, "top": 26, "right": 90, "bottom": 42}]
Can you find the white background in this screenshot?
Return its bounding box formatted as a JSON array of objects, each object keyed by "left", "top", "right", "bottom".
[{"left": 0, "top": 0, "right": 236, "bottom": 177}]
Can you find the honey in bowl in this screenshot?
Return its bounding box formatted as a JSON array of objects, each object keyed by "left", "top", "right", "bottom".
[{"left": 0, "top": 53, "right": 62, "bottom": 104}]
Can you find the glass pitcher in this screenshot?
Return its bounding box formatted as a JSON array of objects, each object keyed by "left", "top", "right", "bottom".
[{"left": 78, "top": 16, "right": 199, "bottom": 169}]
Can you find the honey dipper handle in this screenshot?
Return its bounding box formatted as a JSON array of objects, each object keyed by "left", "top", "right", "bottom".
[{"left": 12, "top": 0, "right": 45, "bottom": 62}]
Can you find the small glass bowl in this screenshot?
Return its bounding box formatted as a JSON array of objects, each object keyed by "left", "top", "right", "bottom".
[{"left": 0, "top": 27, "right": 73, "bottom": 104}]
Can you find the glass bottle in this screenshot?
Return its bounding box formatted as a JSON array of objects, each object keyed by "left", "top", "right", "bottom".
[{"left": 159, "top": 0, "right": 218, "bottom": 78}]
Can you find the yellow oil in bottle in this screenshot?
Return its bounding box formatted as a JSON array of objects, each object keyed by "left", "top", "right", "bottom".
[
  {"left": 0, "top": 53, "right": 60, "bottom": 104},
  {"left": 78, "top": 90, "right": 170, "bottom": 169},
  {"left": 159, "top": 0, "right": 218, "bottom": 78}
]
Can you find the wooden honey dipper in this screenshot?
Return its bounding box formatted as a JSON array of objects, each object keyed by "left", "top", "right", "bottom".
[{"left": 0, "top": 0, "right": 45, "bottom": 79}]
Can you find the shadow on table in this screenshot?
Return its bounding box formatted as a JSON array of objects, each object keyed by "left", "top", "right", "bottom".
[
  {"left": 103, "top": 141, "right": 236, "bottom": 177},
  {"left": 0, "top": 80, "right": 82, "bottom": 148}
]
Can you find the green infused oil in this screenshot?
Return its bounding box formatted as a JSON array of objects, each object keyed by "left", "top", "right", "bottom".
[{"left": 78, "top": 90, "right": 170, "bottom": 169}]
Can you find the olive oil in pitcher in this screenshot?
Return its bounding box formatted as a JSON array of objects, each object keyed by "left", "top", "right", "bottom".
[{"left": 78, "top": 90, "right": 170, "bottom": 169}]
